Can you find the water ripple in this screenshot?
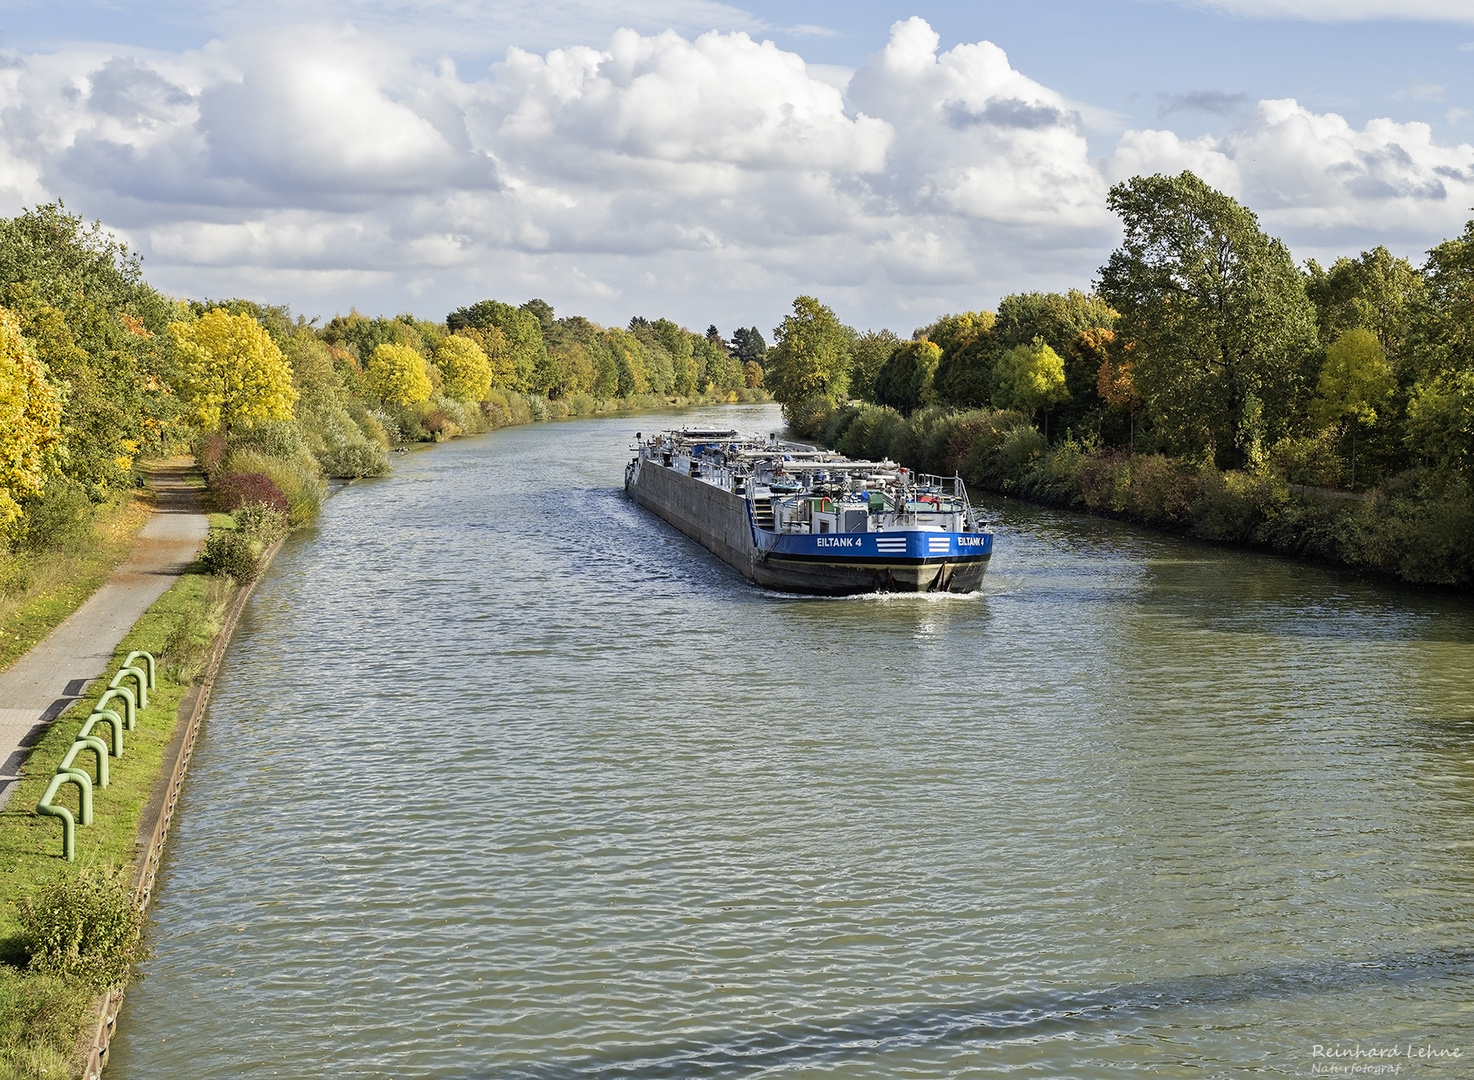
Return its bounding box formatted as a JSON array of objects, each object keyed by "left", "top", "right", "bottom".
[{"left": 109, "top": 405, "right": 1474, "bottom": 1079}]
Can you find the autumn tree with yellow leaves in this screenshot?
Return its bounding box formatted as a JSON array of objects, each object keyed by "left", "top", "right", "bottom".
[
  {"left": 168, "top": 309, "right": 297, "bottom": 434},
  {"left": 433, "top": 335, "right": 493, "bottom": 403},
  {"left": 367, "top": 343, "right": 432, "bottom": 405},
  {"left": 0, "top": 308, "right": 63, "bottom": 531}
]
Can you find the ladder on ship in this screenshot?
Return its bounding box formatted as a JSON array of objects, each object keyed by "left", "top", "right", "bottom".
[{"left": 752, "top": 496, "right": 775, "bottom": 531}]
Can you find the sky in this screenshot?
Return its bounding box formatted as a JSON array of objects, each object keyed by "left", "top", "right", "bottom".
[{"left": 1, "top": 0, "right": 1473, "bottom": 336}]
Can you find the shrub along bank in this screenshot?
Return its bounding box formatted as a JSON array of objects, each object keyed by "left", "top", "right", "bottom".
[
  {"left": 819, "top": 402, "right": 1474, "bottom": 588},
  {"left": 0, "top": 553, "right": 237, "bottom": 1077}
]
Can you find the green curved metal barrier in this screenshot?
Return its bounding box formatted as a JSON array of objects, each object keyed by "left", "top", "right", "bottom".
[
  {"left": 122, "top": 650, "right": 156, "bottom": 690},
  {"left": 58, "top": 736, "right": 110, "bottom": 791},
  {"left": 36, "top": 773, "right": 92, "bottom": 862},
  {"left": 94, "top": 686, "right": 136, "bottom": 731},
  {"left": 110, "top": 665, "right": 148, "bottom": 710},
  {"left": 34, "top": 652, "right": 154, "bottom": 859},
  {"left": 79, "top": 709, "right": 124, "bottom": 758}
]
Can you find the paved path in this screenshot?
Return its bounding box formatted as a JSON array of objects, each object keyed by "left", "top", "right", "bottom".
[{"left": 0, "top": 464, "right": 207, "bottom": 806}]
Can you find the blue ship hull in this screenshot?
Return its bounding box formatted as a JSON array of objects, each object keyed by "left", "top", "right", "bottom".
[
  {"left": 754, "top": 527, "right": 991, "bottom": 594},
  {"left": 625, "top": 452, "right": 991, "bottom": 595}
]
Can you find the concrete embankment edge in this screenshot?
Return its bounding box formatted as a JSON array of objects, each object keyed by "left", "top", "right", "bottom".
[{"left": 79, "top": 538, "right": 284, "bottom": 1080}]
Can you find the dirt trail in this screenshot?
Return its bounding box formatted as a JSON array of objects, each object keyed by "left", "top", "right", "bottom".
[{"left": 0, "top": 464, "right": 207, "bottom": 807}]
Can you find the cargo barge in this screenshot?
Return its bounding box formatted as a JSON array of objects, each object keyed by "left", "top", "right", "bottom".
[{"left": 624, "top": 428, "right": 992, "bottom": 595}]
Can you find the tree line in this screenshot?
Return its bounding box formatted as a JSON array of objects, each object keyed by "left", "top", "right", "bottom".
[
  {"left": 762, "top": 172, "right": 1474, "bottom": 585},
  {"left": 0, "top": 202, "right": 769, "bottom": 556}
]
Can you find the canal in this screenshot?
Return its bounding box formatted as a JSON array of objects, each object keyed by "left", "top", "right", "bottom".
[{"left": 109, "top": 403, "right": 1474, "bottom": 1078}]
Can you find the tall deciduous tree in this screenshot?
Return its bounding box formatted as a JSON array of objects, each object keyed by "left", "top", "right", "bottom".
[
  {"left": 872, "top": 339, "right": 941, "bottom": 415},
  {"left": 992, "top": 337, "right": 1069, "bottom": 431},
  {"left": 1411, "top": 219, "right": 1474, "bottom": 383},
  {"left": 366, "top": 343, "right": 432, "bottom": 405},
  {"left": 765, "top": 295, "right": 852, "bottom": 434},
  {"left": 1098, "top": 171, "right": 1318, "bottom": 467},
  {"left": 849, "top": 329, "right": 901, "bottom": 403},
  {"left": 1304, "top": 246, "right": 1422, "bottom": 361},
  {"left": 0, "top": 204, "right": 177, "bottom": 496},
  {"left": 925, "top": 311, "right": 995, "bottom": 407},
  {"left": 168, "top": 309, "right": 297, "bottom": 434},
  {"left": 1094, "top": 331, "right": 1141, "bottom": 447},
  {"left": 0, "top": 308, "right": 62, "bottom": 530},
  {"left": 446, "top": 300, "right": 549, "bottom": 393},
  {"left": 1313, "top": 329, "right": 1395, "bottom": 488},
  {"left": 1406, "top": 370, "right": 1474, "bottom": 475},
  {"left": 433, "top": 335, "right": 493, "bottom": 403}
]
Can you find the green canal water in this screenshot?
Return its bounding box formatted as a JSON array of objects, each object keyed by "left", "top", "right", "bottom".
[{"left": 109, "top": 404, "right": 1474, "bottom": 1078}]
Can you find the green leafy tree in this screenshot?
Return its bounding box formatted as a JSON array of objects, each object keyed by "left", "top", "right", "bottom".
[
  {"left": 450, "top": 325, "right": 513, "bottom": 387},
  {"left": 366, "top": 343, "right": 432, "bottom": 405},
  {"left": 0, "top": 204, "right": 176, "bottom": 495},
  {"left": 1406, "top": 370, "right": 1474, "bottom": 474},
  {"left": 872, "top": 339, "right": 941, "bottom": 415},
  {"left": 520, "top": 298, "right": 555, "bottom": 334},
  {"left": 1410, "top": 219, "right": 1474, "bottom": 383},
  {"left": 1312, "top": 329, "right": 1395, "bottom": 488},
  {"left": 1098, "top": 171, "right": 1319, "bottom": 467},
  {"left": 433, "top": 335, "right": 493, "bottom": 403},
  {"left": 168, "top": 309, "right": 298, "bottom": 434},
  {"left": 0, "top": 307, "right": 63, "bottom": 531},
  {"left": 548, "top": 316, "right": 613, "bottom": 396},
  {"left": 648, "top": 318, "right": 698, "bottom": 395},
  {"left": 990, "top": 292, "right": 1115, "bottom": 430},
  {"left": 926, "top": 312, "right": 995, "bottom": 407},
  {"left": 604, "top": 328, "right": 651, "bottom": 396},
  {"left": 1304, "top": 246, "right": 1422, "bottom": 361},
  {"left": 766, "top": 295, "right": 852, "bottom": 433},
  {"left": 626, "top": 317, "right": 676, "bottom": 395},
  {"left": 1402, "top": 219, "right": 1474, "bottom": 476},
  {"left": 992, "top": 337, "right": 1070, "bottom": 433},
  {"left": 319, "top": 310, "right": 430, "bottom": 365},
  {"left": 446, "top": 300, "right": 549, "bottom": 393},
  {"left": 850, "top": 329, "right": 901, "bottom": 402}
]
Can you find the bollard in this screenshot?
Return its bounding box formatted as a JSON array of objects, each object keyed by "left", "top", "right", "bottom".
[
  {"left": 37, "top": 768, "right": 93, "bottom": 859},
  {"left": 109, "top": 666, "right": 148, "bottom": 711},
  {"left": 79, "top": 710, "right": 124, "bottom": 758},
  {"left": 122, "top": 650, "right": 156, "bottom": 690},
  {"left": 59, "top": 736, "right": 110, "bottom": 791},
  {"left": 94, "top": 686, "right": 136, "bottom": 731},
  {"left": 36, "top": 774, "right": 83, "bottom": 861}
]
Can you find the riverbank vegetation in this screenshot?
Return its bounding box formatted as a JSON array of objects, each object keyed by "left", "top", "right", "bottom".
[
  {"left": 0, "top": 201, "right": 771, "bottom": 641},
  {"left": 0, "top": 554, "right": 236, "bottom": 1077},
  {"left": 765, "top": 172, "right": 1474, "bottom": 588}
]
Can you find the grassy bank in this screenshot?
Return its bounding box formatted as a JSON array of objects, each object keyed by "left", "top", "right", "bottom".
[
  {"left": 0, "top": 549, "right": 236, "bottom": 1077},
  {"left": 817, "top": 402, "right": 1474, "bottom": 589}
]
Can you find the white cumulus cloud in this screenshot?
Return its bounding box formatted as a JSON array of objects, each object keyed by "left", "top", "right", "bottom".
[
  {"left": 1115, "top": 98, "right": 1474, "bottom": 239},
  {"left": 0, "top": 16, "right": 1473, "bottom": 329}
]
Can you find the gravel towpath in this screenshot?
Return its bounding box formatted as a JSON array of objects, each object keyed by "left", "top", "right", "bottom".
[{"left": 0, "top": 465, "right": 207, "bottom": 807}]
